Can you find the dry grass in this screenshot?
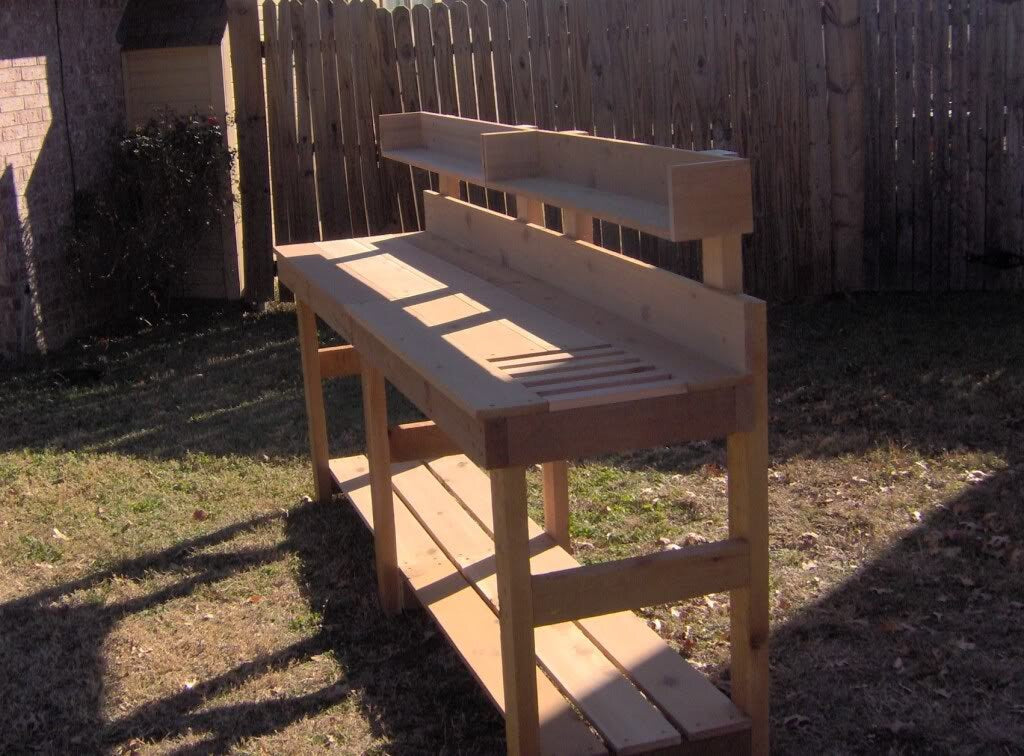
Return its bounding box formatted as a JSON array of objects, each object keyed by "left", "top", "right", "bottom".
[{"left": 1, "top": 293, "right": 1022, "bottom": 754}]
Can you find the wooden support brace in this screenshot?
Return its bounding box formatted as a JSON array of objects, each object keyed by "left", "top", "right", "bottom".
[
  {"left": 438, "top": 172, "right": 461, "bottom": 198},
  {"left": 703, "top": 235, "right": 744, "bottom": 293},
  {"left": 515, "top": 193, "right": 545, "bottom": 226},
  {"left": 531, "top": 539, "right": 750, "bottom": 626},
  {"left": 318, "top": 344, "right": 361, "bottom": 379},
  {"left": 388, "top": 420, "right": 461, "bottom": 463},
  {"left": 296, "top": 300, "right": 332, "bottom": 504},
  {"left": 562, "top": 210, "right": 595, "bottom": 243},
  {"left": 361, "top": 362, "right": 404, "bottom": 615},
  {"left": 490, "top": 466, "right": 541, "bottom": 755}
]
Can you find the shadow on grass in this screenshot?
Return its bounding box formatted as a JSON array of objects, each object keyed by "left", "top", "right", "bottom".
[
  {"left": 1, "top": 294, "right": 1023, "bottom": 752},
  {"left": 768, "top": 460, "right": 1024, "bottom": 754},
  {"left": 0, "top": 500, "right": 503, "bottom": 754}
]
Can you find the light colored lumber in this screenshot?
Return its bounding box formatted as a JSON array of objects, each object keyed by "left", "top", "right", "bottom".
[
  {"left": 318, "top": 344, "right": 360, "bottom": 379},
  {"left": 438, "top": 172, "right": 461, "bottom": 197},
  {"left": 726, "top": 302, "right": 770, "bottom": 755},
  {"left": 530, "top": 539, "right": 750, "bottom": 626},
  {"left": 361, "top": 362, "right": 403, "bottom": 615},
  {"left": 329, "top": 455, "right": 606, "bottom": 756},
  {"left": 702, "top": 235, "right": 745, "bottom": 293},
  {"left": 388, "top": 420, "right": 460, "bottom": 463},
  {"left": 516, "top": 195, "right": 545, "bottom": 226},
  {"left": 426, "top": 454, "right": 751, "bottom": 741},
  {"left": 479, "top": 129, "right": 753, "bottom": 241},
  {"left": 378, "top": 111, "right": 530, "bottom": 184},
  {"left": 562, "top": 209, "right": 595, "bottom": 243},
  {"left": 296, "top": 300, "right": 332, "bottom": 504},
  {"left": 422, "top": 192, "right": 757, "bottom": 373},
  {"left": 393, "top": 463, "right": 680, "bottom": 753},
  {"left": 542, "top": 461, "right": 571, "bottom": 551},
  {"left": 489, "top": 466, "right": 541, "bottom": 756}
]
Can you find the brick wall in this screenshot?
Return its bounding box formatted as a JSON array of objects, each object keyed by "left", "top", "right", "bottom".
[{"left": 0, "top": 0, "right": 127, "bottom": 358}]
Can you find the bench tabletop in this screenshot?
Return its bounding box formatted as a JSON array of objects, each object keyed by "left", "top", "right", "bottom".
[{"left": 276, "top": 230, "right": 747, "bottom": 423}]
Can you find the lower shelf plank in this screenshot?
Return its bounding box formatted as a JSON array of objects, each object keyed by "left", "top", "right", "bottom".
[{"left": 329, "top": 456, "right": 606, "bottom": 756}]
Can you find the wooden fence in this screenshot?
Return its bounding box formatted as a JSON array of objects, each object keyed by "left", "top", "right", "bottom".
[{"left": 227, "top": 0, "right": 1024, "bottom": 300}]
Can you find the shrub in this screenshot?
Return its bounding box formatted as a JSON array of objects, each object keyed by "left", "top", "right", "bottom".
[{"left": 68, "top": 113, "right": 235, "bottom": 319}]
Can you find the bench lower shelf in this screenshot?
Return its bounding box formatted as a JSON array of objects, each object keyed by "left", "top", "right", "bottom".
[{"left": 330, "top": 454, "right": 751, "bottom": 756}]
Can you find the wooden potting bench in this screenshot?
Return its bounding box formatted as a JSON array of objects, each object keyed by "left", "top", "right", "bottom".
[{"left": 276, "top": 113, "right": 768, "bottom": 755}]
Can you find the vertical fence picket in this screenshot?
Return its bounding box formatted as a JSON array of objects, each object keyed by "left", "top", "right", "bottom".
[
  {"left": 335, "top": 0, "right": 368, "bottom": 236},
  {"left": 350, "top": 0, "right": 385, "bottom": 231},
  {"left": 432, "top": 2, "right": 460, "bottom": 117},
  {"left": 930, "top": 0, "right": 951, "bottom": 290},
  {"left": 860, "top": 0, "right": 881, "bottom": 290},
  {"left": 508, "top": 0, "right": 536, "bottom": 124},
  {"left": 491, "top": 0, "right": 517, "bottom": 124},
  {"left": 413, "top": 4, "right": 439, "bottom": 114},
  {"left": 374, "top": 5, "right": 418, "bottom": 230},
  {"left": 1006, "top": 1, "right": 1024, "bottom": 290},
  {"left": 290, "top": 0, "right": 321, "bottom": 241},
  {"left": 528, "top": 0, "right": 553, "bottom": 129},
  {"left": 877, "top": 0, "right": 897, "bottom": 289},
  {"left": 566, "top": 0, "right": 592, "bottom": 132},
  {"left": 226, "top": 0, "right": 274, "bottom": 302},
  {"left": 911, "top": 0, "right": 932, "bottom": 291},
  {"left": 947, "top": 0, "right": 969, "bottom": 291},
  {"left": 894, "top": 0, "right": 914, "bottom": 290},
  {"left": 546, "top": 0, "right": 574, "bottom": 131},
  {"left": 394, "top": 4, "right": 428, "bottom": 226},
  {"left": 801, "top": 0, "right": 831, "bottom": 295},
  {"left": 263, "top": 0, "right": 293, "bottom": 246},
  {"left": 452, "top": 1, "right": 478, "bottom": 117}
]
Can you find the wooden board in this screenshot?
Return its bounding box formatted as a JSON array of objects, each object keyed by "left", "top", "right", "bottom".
[
  {"left": 479, "top": 129, "right": 753, "bottom": 241},
  {"left": 226, "top": 0, "right": 274, "bottom": 301},
  {"left": 426, "top": 453, "right": 752, "bottom": 741},
  {"left": 330, "top": 455, "right": 607, "bottom": 756},
  {"left": 393, "top": 461, "right": 680, "bottom": 753}
]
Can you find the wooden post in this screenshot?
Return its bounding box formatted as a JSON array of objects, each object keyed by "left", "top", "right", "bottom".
[
  {"left": 361, "top": 362, "right": 404, "bottom": 616},
  {"left": 226, "top": 0, "right": 275, "bottom": 303},
  {"left": 726, "top": 305, "right": 770, "bottom": 755},
  {"left": 490, "top": 466, "right": 540, "bottom": 755},
  {"left": 702, "top": 235, "right": 744, "bottom": 292},
  {"left": 542, "top": 461, "right": 571, "bottom": 551},
  {"left": 296, "top": 301, "right": 332, "bottom": 504}
]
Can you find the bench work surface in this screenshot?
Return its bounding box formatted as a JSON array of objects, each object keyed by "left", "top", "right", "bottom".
[
  {"left": 332, "top": 453, "right": 751, "bottom": 755},
  {"left": 276, "top": 205, "right": 754, "bottom": 468}
]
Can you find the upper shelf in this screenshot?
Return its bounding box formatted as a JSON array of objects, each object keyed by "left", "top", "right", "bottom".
[
  {"left": 379, "top": 111, "right": 531, "bottom": 184},
  {"left": 380, "top": 112, "right": 754, "bottom": 242},
  {"left": 480, "top": 129, "right": 753, "bottom": 242}
]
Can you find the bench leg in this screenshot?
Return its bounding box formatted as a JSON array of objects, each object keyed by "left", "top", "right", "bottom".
[
  {"left": 542, "top": 461, "right": 571, "bottom": 552},
  {"left": 361, "top": 362, "right": 403, "bottom": 616},
  {"left": 296, "top": 300, "right": 332, "bottom": 505},
  {"left": 490, "top": 466, "right": 540, "bottom": 755},
  {"left": 727, "top": 382, "right": 770, "bottom": 753}
]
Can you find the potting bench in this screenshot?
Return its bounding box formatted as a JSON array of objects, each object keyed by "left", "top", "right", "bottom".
[{"left": 275, "top": 113, "right": 768, "bottom": 755}]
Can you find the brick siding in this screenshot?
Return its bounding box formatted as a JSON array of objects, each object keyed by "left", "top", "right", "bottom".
[{"left": 0, "top": 0, "right": 127, "bottom": 358}]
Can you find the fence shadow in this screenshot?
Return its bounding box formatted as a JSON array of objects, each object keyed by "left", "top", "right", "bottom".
[{"left": 769, "top": 458, "right": 1024, "bottom": 753}]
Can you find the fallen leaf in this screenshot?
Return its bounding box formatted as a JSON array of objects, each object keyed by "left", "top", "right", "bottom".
[
  {"left": 52, "top": 528, "right": 69, "bottom": 541},
  {"left": 192, "top": 509, "right": 208, "bottom": 521},
  {"left": 784, "top": 714, "right": 811, "bottom": 728},
  {"left": 798, "top": 532, "right": 819, "bottom": 550},
  {"left": 954, "top": 638, "right": 976, "bottom": 651}
]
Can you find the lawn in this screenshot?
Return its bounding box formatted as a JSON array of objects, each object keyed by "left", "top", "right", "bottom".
[{"left": 1, "top": 293, "right": 1022, "bottom": 754}]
